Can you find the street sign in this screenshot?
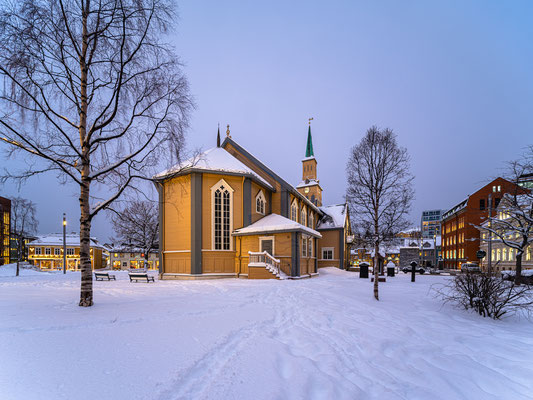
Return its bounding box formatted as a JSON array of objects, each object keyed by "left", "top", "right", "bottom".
[{"left": 476, "top": 250, "right": 486, "bottom": 259}]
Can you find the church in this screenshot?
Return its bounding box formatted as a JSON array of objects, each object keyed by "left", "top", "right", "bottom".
[{"left": 153, "top": 124, "right": 352, "bottom": 279}]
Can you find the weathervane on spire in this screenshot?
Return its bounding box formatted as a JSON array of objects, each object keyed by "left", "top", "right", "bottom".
[{"left": 309, "top": 117, "right": 313, "bottom": 126}]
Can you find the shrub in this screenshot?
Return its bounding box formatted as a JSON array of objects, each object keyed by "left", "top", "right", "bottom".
[{"left": 434, "top": 272, "right": 533, "bottom": 320}]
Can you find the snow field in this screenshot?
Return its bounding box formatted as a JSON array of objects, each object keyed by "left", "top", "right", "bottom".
[{"left": 1, "top": 265, "right": 533, "bottom": 400}]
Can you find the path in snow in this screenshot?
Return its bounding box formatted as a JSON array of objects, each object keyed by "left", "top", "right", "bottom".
[{"left": 1, "top": 265, "right": 532, "bottom": 400}]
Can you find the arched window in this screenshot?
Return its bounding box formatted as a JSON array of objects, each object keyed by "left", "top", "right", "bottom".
[
  {"left": 255, "top": 190, "right": 266, "bottom": 215},
  {"left": 309, "top": 212, "right": 314, "bottom": 229},
  {"left": 290, "top": 199, "right": 298, "bottom": 222},
  {"left": 212, "top": 179, "right": 233, "bottom": 250},
  {"left": 300, "top": 206, "right": 307, "bottom": 226},
  {"left": 503, "top": 248, "right": 507, "bottom": 261}
]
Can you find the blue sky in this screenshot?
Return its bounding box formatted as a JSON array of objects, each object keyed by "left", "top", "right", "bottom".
[{"left": 2, "top": 0, "right": 533, "bottom": 241}]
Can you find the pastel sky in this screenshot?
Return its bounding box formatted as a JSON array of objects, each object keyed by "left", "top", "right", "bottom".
[{"left": 2, "top": 0, "right": 532, "bottom": 241}]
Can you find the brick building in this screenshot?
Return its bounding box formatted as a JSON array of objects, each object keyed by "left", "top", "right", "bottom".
[
  {"left": 441, "top": 178, "right": 526, "bottom": 269},
  {"left": 0, "top": 196, "right": 11, "bottom": 265}
]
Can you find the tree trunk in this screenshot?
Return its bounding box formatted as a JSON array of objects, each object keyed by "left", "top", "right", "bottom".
[
  {"left": 78, "top": 1, "right": 92, "bottom": 307},
  {"left": 374, "top": 242, "right": 379, "bottom": 300},
  {"left": 15, "top": 236, "right": 21, "bottom": 277},
  {"left": 515, "top": 253, "right": 522, "bottom": 286}
]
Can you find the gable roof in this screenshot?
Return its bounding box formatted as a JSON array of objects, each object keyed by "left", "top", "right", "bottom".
[
  {"left": 232, "top": 213, "right": 322, "bottom": 238},
  {"left": 317, "top": 204, "right": 347, "bottom": 229},
  {"left": 221, "top": 137, "right": 321, "bottom": 214},
  {"left": 30, "top": 234, "right": 104, "bottom": 249},
  {"left": 153, "top": 147, "right": 274, "bottom": 190}
]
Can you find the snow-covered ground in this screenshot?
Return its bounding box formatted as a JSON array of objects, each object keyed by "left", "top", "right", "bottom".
[{"left": 1, "top": 265, "right": 533, "bottom": 400}]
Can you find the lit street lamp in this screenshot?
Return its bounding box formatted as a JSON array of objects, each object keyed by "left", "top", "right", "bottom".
[{"left": 63, "top": 214, "right": 67, "bottom": 274}]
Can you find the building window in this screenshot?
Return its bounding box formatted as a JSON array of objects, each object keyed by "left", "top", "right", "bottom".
[
  {"left": 495, "top": 198, "right": 501, "bottom": 208},
  {"left": 54, "top": 248, "right": 61, "bottom": 256},
  {"left": 35, "top": 247, "right": 42, "bottom": 255},
  {"left": 255, "top": 190, "right": 266, "bottom": 215},
  {"left": 480, "top": 199, "right": 485, "bottom": 210},
  {"left": 309, "top": 213, "right": 314, "bottom": 229},
  {"left": 290, "top": 199, "right": 298, "bottom": 222},
  {"left": 302, "top": 235, "right": 307, "bottom": 257},
  {"left": 322, "top": 247, "right": 334, "bottom": 260},
  {"left": 300, "top": 206, "right": 307, "bottom": 227},
  {"left": 309, "top": 238, "right": 313, "bottom": 257},
  {"left": 212, "top": 179, "right": 233, "bottom": 251},
  {"left": 66, "top": 248, "right": 75, "bottom": 256},
  {"left": 45, "top": 248, "right": 51, "bottom": 255}
]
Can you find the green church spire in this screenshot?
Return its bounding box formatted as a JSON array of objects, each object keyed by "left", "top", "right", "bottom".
[{"left": 305, "top": 124, "right": 314, "bottom": 158}]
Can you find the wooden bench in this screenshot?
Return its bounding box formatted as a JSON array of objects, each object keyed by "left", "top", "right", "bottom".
[
  {"left": 95, "top": 272, "right": 116, "bottom": 281},
  {"left": 129, "top": 272, "right": 155, "bottom": 283}
]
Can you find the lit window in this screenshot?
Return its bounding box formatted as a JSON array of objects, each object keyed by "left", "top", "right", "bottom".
[{"left": 45, "top": 248, "right": 51, "bottom": 255}]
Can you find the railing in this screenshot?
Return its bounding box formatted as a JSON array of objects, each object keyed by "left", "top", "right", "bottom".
[{"left": 248, "top": 251, "right": 281, "bottom": 277}]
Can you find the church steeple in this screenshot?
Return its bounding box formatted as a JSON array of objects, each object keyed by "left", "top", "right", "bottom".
[
  {"left": 216, "top": 124, "right": 221, "bottom": 147},
  {"left": 297, "top": 119, "right": 322, "bottom": 206},
  {"left": 305, "top": 125, "right": 314, "bottom": 158}
]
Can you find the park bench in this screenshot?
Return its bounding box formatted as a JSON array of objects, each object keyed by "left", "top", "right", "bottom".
[
  {"left": 94, "top": 272, "right": 116, "bottom": 281},
  {"left": 129, "top": 272, "right": 155, "bottom": 283}
]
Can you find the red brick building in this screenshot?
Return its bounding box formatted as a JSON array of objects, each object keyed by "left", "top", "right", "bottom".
[
  {"left": 441, "top": 178, "right": 527, "bottom": 269},
  {"left": 0, "top": 196, "right": 11, "bottom": 265}
]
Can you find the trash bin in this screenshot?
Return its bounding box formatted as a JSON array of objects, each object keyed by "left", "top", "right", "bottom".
[
  {"left": 359, "top": 262, "right": 369, "bottom": 279},
  {"left": 387, "top": 266, "right": 395, "bottom": 277}
]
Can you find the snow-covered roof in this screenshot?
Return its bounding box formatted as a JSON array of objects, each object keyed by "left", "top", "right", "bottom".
[
  {"left": 221, "top": 138, "right": 321, "bottom": 214},
  {"left": 302, "top": 156, "right": 316, "bottom": 162},
  {"left": 232, "top": 213, "right": 322, "bottom": 238},
  {"left": 296, "top": 179, "right": 321, "bottom": 189},
  {"left": 153, "top": 147, "right": 274, "bottom": 190},
  {"left": 317, "top": 204, "right": 346, "bottom": 229},
  {"left": 30, "top": 234, "right": 104, "bottom": 249},
  {"left": 443, "top": 198, "right": 468, "bottom": 220}
]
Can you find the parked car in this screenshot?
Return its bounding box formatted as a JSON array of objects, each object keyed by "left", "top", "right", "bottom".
[
  {"left": 401, "top": 265, "right": 426, "bottom": 274},
  {"left": 460, "top": 262, "right": 481, "bottom": 273}
]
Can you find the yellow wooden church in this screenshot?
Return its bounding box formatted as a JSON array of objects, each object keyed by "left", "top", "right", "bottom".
[{"left": 153, "top": 124, "right": 352, "bottom": 279}]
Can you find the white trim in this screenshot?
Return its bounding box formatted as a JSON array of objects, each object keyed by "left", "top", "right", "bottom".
[
  {"left": 255, "top": 190, "right": 266, "bottom": 215},
  {"left": 201, "top": 249, "right": 235, "bottom": 252},
  {"left": 163, "top": 273, "right": 237, "bottom": 276},
  {"left": 211, "top": 178, "right": 234, "bottom": 251},
  {"left": 163, "top": 250, "right": 191, "bottom": 253},
  {"left": 259, "top": 236, "right": 275, "bottom": 256}
]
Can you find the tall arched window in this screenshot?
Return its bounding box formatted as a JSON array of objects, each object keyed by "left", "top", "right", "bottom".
[
  {"left": 212, "top": 179, "right": 233, "bottom": 250},
  {"left": 309, "top": 212, "right": 314, "bottom": 229},
  {"left": 255, "top": 190, "right": 266, "bottom": 215},
  {"left": 290, "top": 199, "right": 298, "bottom": 222},
  {"left": 300, "top": 206, "right": 307, "bottom": 226}
]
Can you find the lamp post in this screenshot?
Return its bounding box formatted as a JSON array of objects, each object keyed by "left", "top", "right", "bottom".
[
  {"left": 63, "top": 214, "right": 67, "bottom": 274},
  {"left": 433, "top": 234, "right": 437, "bottom": 269}
]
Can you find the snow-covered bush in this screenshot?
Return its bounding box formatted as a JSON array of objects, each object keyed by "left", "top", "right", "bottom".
[{"left": 434, "top": 272, "right": 533, "bottom": 320}]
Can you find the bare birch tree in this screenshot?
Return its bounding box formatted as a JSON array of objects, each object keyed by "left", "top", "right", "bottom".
[
  {"left": 0, "top": 0, "right": 192, "bottom": 306},
  {"left": 346, "top": 126, "right": 414, "bottom": 300},
  {"left": 110, "top": 200, "right": 158, "bottom": 267},
  {"left": 477, "top": 150, "right": 533, "bottom": 284},
  {"left": 10, "top": 197, "right": 38, "bottom": 276}
]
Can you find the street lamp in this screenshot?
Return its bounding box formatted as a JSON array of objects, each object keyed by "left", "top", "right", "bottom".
[
  {"left": 63, "top": 214, "right": 67, "bottom": 274},
  {"left": 433, "top": 234, "right": 437, "bottom": 269}
]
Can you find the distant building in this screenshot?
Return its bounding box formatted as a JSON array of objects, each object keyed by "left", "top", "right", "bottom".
[
  {"left": 399, "top": 237, "right": 440, "bottom": 268},
  {"left": 421, "top": 209, "right": 445, "bottom": 238},
  {"left": 28, "top": 234, "right": 105, "bottom": 270},
  {"left": 441, "top": 177, "right": 527, "bottom": 269},
  {"left": 109, "top": 247, "right": 159, "bottom": 270},
  {"left": 0, "top": 196, "right": 11, "bottom": 265}
]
